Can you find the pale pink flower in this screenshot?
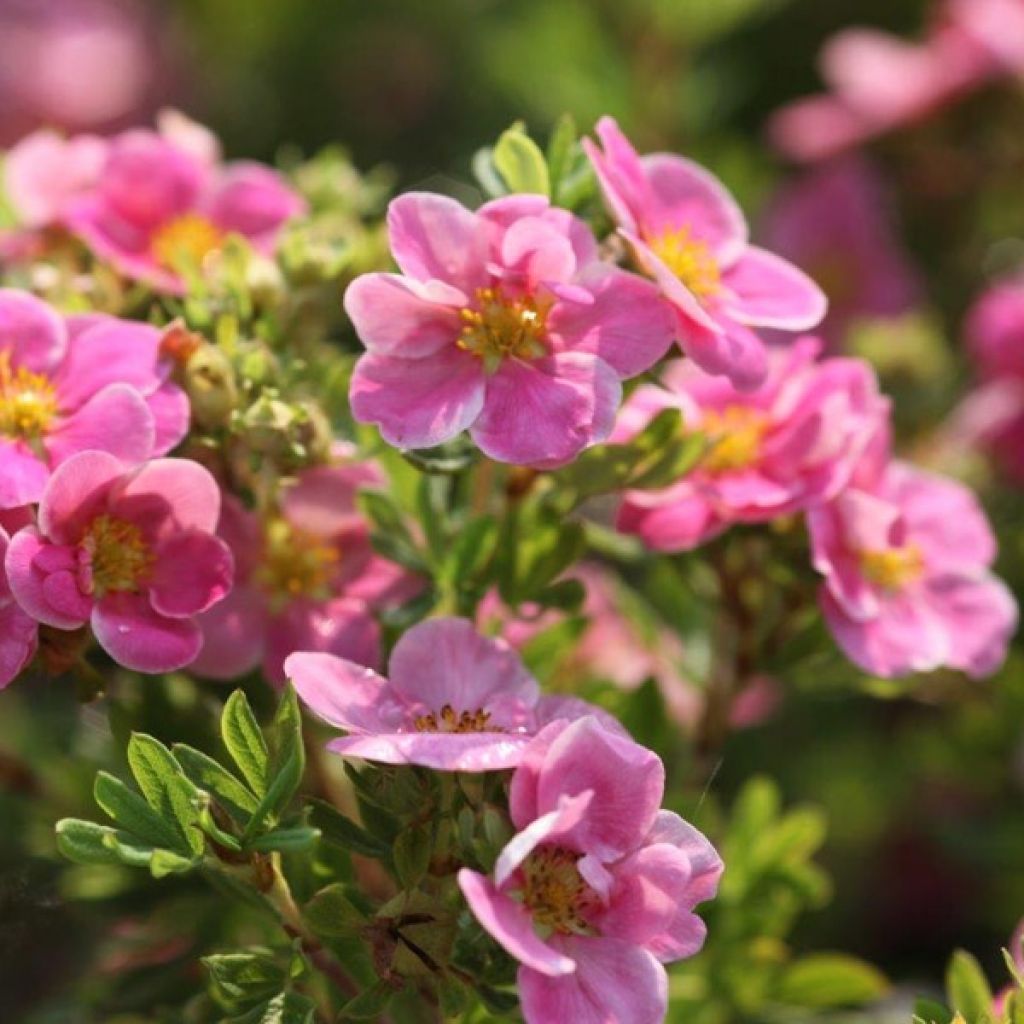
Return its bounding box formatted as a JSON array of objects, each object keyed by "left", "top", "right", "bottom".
[
  {"left": 5, "top": 451, "right": 233, "bottom": 673},
  {"left": 809, "top": 458, "right": 1017, "bottom": 678},
  {"left": 458, "top": 717, "right": 722, "bottom": 1024},
  {"left": 0, "top": 522, "right": 37, "bottom": 688},
  {"left": 192, "top": 460, "right": 419, "bottom": 685},
  {"left": 615, "top": 337, "right": 886, "bottom": 551},
  {"left": 288, "top": 617, "right": 614, "bottom": 772},
  {"left": 760, "top": 157, "right": 921, "bottom": 346},
  {"left": 65, "top": 129, "right": 305, "bottom": 293},
  {"left": 0, "top": 290, "right": 188, "bottom": 509},
  {"left": 582, "top": 117, "right": 825, "bottom": 391},
  {"left": 344, "top": 192, "right": 674, "bottom": 468}
]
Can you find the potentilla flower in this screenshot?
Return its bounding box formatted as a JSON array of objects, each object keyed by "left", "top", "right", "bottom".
[
  {"left": 0, "top": 289, "right": 188, "bottom": 509},
  {"left": 192, "top": 459, "right": 419, "bottom": 684},
  {"left": 5, "top": 451, "right": 233, "bottom": 673},
  {"left": 344, "top": 192, "right": 675, "bottom": 468},
  {"left": 458, "top": 717, "right": 722, "bottom": 1024},
  {"left": 615, "top": 337, "right": 886, "bottom": 551},
  {"left": 809, "top": 458, "right": 1017, "bottom": 679},
  {"left": 64, "top": 128, "right": 305, "bottom": 293},
  {"left": 287, "top": 617, "right": 617, "bottom": 772},
  {"left": 0, "top": 521, "right": 37, "bottom": 688},
  {"left": 582, "top": 117, "right": 825, "bottom": 390}
]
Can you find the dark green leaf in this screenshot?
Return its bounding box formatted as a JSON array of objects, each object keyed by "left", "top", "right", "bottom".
[
  {"left": 248, "top": 826, "right": 320, "bottom": 853},
  {"left": 127, "top": 733, "right": 202, "bottom": 855},
  {"left": 303, "top": 883, "right": 367, "bottom": 939},
  {"left": 337, "top": 980, "right": 395, "bottom": 1020},
  {"left": 308, "top": 798, "right": 389, "bottom": 859},
  {"left": 173, "top": 743, "right": 259, "bottom": 823},
  {"left": 393, "top": 823, "right": 432, "bottom": 889},
  {"left": 93, "top": 771, "right": 185, "bottom": 851}
]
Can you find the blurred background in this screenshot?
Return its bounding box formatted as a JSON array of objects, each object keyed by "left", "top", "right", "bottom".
[{"left": 1, "top": 0, "right": 1023, "bottom": 1021}]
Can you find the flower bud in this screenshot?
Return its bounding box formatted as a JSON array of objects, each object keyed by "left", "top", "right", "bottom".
[{"left": 184, "top": 344, "right": 239, "bottom": 430}]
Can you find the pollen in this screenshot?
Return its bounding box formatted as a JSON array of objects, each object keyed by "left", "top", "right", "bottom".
[
  {"left": 80, "top": 515, "right": 153, "bottom": 597},
  {"left": 457, "top": 287, "right": 549, "bottom": 372},
  {"left": 0, "top": 351, "right": 58, "bottom": 439},
  {"left": 151, "top": 214, "right": 223, "bottom": 273},
  {"left": 255, "top": 518, "right": 339, "bottom": 606},
  {"left": 647, "top": 225, "right": 721, "bottom": 300},
  {"left": 413, "top": 703, "right": 498, "bottom": 734},
  {"left": 860, "top": 544, "right": 926, "bottom": 591},
  {"left": 521, "top": 845, "right": 599, "bottom": 936},
  {"left": 701, "top": 405, "right": 769, "bottom": 473}
]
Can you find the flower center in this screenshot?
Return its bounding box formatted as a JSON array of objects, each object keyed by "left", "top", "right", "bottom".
[
  {"left": 860, "top": 544, "right": 925, "bottom": 591},
  {"left": 701, "top": 406, "right": 769, "bottom": 473},
  {"left": 80, "top": 515, "right": 153, "bottom": 597},
  {"left": 151, "top": 214, "right": 223, "bottom": 272},
  {"left": 647, "top": 226, "right": 720, "bottom": 300},
  {"left": 520, "top": 845, "right": 598, "bottom": 936},
  {"left": 255, "top": 518, "right": 339, "bottom": 606},
  {"left": 413, "top": 704, "right": 497, "bottom": 733},
  {"left": 0, "top": 351, "right": 58, "bottom": 439},
  {"left": 457, "top": 287, "right": 548, "bottom": 372}
]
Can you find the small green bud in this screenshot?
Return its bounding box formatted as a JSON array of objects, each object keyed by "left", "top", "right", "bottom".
[{"left": 184, "top": 344, "right": 239, "bottom": 430}]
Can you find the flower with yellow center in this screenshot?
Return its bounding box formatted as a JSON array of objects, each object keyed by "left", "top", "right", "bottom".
[
  {"left": 520, "top": 846, "right": 599, "bottom": 936},
  {"left": 0, "top": 351, "right": 59, "bottom": 440},
  {"left": 860, "top": 544, "right": 926, "bottom": 591},
  {"left": 151, "top": 214, "right": 223, "bottom": 273},
  {"left": 255, "top": 517, "right": 340, "bottom": 608},
  {"left": 413, "top": 704, "right": 498, "bottom": 734},
  {"left": 700, "top": 405, "right": 770, "bottom": 473},
  {"left": 81, "top": 515, "right": 153, "bottom": 597},
  {"left": 647, "top": 226, "right": 721, "bottom": 301},
  {"left": 457, "top": 287, "right": 549, "bottom": 373}
]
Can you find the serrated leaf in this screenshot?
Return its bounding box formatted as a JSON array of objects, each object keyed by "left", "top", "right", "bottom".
[
  {"left": 778, "top": 953, "right": 889, "bottom": 1008},
  {"left": 223, "top": 691, "right": 270, "bottom": 796},
  {"left": 174, "top": 743, "right": 259, "bottom": 823},
  {"left": 93, "top": 771, "right": 185, "bottom": 851},
  {"left": 493, "top": 125, "right": 550, "bottom": 196},
  {"left": 55, "top": 818, "right": 122, "bottom": 866},
  {"left": 127, "top": 733, "right": 202, "bottom": 855},
  {"left": 308, "top": 798, "right": 388, "bottom": 859},
  {"left": 947, "top": 950, "right": 994, "bottom": 1020}
]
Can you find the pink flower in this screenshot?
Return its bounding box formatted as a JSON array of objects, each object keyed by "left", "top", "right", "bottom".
[
  {"left": 615, "top": 337, "right": 886, "bottom": 551},
  {"left": 0, "top": 289, "right": 188, "bottom": 509},
  {"left": 192, "top": 460, "right": 419, "bottom": 685},
  {"left": 5, "top": 451, "right": 233, "bottom": 673},
  {"left": 0, "top": 522, "right": 37, "bottom": 688},
  {"left": 809, "top": 458, "right": 1017, "bottom": 678},
  {"left": 288, "top": 617, "right": 615, "bottom": 772},
  {"left": 966, "top": 277, "right": 1024, "bottom": 383},
  {"left": 582, "top": 117, "right": 825, "bottom": 391},
  {"left": 760, "top": 157, "right": 921, "bottom": 346},
  {"left": 344, "top": 192, "right": 674, "bottom": 467},
  {"left": 458, "top": 717, "right": 722, "bottom": 1024},
  {"left": 64, "top": 128, "right": 305, "bottom": 293}
]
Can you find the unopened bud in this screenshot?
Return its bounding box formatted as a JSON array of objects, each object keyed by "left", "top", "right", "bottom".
[{"left": 184, "top": 344, "right": 239, "bottom": 430}]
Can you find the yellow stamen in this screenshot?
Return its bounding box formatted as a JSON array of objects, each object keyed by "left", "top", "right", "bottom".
[
  {"left": 0, "top": 351, "right": 58, "bottom": 439},
  {"left": 81, "top": 515, "right": 153, "bottom": 597},
  {"left": 151, "top": 214, "right": 223, "bottom": 272},
  {"left": 860, "top": 545, "right": 925, "bottom": 591},
  {"left": 255, "top": 518, "right": 340, "bottom": 606},
  {"left": 521, "top": 846, "right": 598, "bottom": 936},
  {"left": 413, "top": 703, "right": 498, "bottom": 734},
  {"left": 701, "top": 405, "right": 769, "bottom": 473},
  {"left": 647, "top": 226, "right": 720, "bottom": 300},
  {"left": 457, "top": 287, "right": 549, "bottom": 373}
]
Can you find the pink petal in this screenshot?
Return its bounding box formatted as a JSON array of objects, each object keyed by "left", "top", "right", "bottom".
[
  {"left": 280, "top": 462, "right": 381, "bottom": 538},
  {"left": 4, "top": 529, "right": 90, "bottom": 629},
  {"left": 38, "top": 450, "right": 123, "bottom": 545},
  {"left": 109, "top": 458, "right": 221, "bottom": 539},
  {"left": 286, "top": 650, "right": 397, "bottom": 734},
  {"left": 458, "top": 870, "right": 576, "bottom": 977},
  {"left": 0, "top": 288, "right": 67, "bottom": 372},
  {"left": 350, "top": 348, "right": 486, "bottom": 451},
  {"left": 495, "top": 792, "right": 595, "bottom": 888},
  {"left": 646, "top": 811, "right": 724, "bottom": 905},
  {"left": 583, "top": 117, "right": 651, "bottom": 235},
  {"left": 678, "top": 315, "right": 770, "bottom": 392},
  {"left": 499, "top": 216, "right": 578, "bottom": 287},
  {"left": 471, "top": 353, "right": 621, "bottom": 469},
  {"left": 149, "top": 531, "right": 234, "bottom": 618},
  {"left": 147, "top": 383, "right": 191, "bottom": 456},
  {"left": 0, "top": 599, "right": 37, "bottom": 688},
  {"left": 191, "top": 585, "right": 265, "bottom": 680},
  {"left": 720, "top": 247, "right": 828, "bottom": 331},
  {"left": 617, "top": 489, "right": 722, "bottom": 553},
  {"left": 92, "top": 592, "right": 203, "bottom": 673},
  {"left": 328, "top": 731, "right": 533, "bottom": 771},
  {"left": 206, "top": 162, "right": 305, "bottom": 247},
  {"left": 0, "top": 440, "right": 51, "bottom": 510},
  {"left": 45, "top": 384, "right": 155, "bottom": 467},
  {"left": 343, "top": 273, "right": 464, "bottom": 358}
]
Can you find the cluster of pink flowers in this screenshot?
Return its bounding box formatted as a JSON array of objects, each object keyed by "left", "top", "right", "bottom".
[{"left": 770, "top": 0, "right": 1024, "bottom": 162}]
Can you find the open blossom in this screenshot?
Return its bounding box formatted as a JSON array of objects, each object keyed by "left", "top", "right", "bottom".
[
  {"left": 615, "top": 338, "right": 886, "bottom": 551},
  {"left": 0, "top": 290, "right": 188, "bottom": 509},
  {"left": 760, "top": 157, "right": 921, "bottom": 347},
  {"left": 809, "top": 457, "right": 1017, "bottom": 678},
  {"left": 192, "top": 459, "right": 418, "bottom": 685},
  {"left": 458, "top": 717, "right": 722, "bottom": 1024},
  {"left": 288, "top": 617, "right": 616, "bottom": 772},
  {"left": 64, "top": 127, "right": 305, "bottom": 293},
  {"left": 0, "top": 521, "right": 37, "bottom": 688},
  {"left": 5, "top": 451, "right": 233, "bottom": 673},
  {"left": 344, "top": 192, "right": 674, "bottom": 467},
  {"left": 582, "top": 117, "right": 825, "bottom": 391}
]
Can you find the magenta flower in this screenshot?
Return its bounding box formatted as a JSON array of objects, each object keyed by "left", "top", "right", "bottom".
[
  {"left": 288, "top": 617, "right": 615, "bottom": 772},
  {"left": 615, "top": 338, "right": 886, "bottom": 551},
  {"left": 809, "top": 458, "right": 1017, "bottom": 678},
  {"left": 760, "top": 157, "right": 921, "bottom": 347},
  {"left": 344, "top": 192, "right": 674, "bottom": 467},
  {"left": 0, "top": 290, "right": 188, "bottom": 509},
  {"left": 582, "top": 117, "right": 825, "bottom": 391},
  {"left": 5, "top": 451, "right": 233, "bottom": 673},
  {"left": 192, "top": 459, "right": 419, "bottom": 685},
  {"left": 64, "top": 128, "right": 305, "bottom": 293},
  {"left": 458, "top": 717, "right": 722, "bottom": 1024},
  {"left": 0, "top": 521, "right": 37, "bottom": 688}
]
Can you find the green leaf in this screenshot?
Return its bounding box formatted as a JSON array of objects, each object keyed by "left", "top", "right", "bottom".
[
  {"left": 204, "top": 948, "right": 286, "bottom": 1009},
  {"left": 228, "top": 992, "right": 317, "bottom": 1024},
  {"left": 471, "top": 146, "right": 508, "bottom": 199},
  {"left": 337, "top": 980, "right": 395, "bottom": 1020},
  {"left": 101, "top": 830, "right": 159, "bottom": 869},
  {"left": 915, "top": 999, "right": 954, "bottom": 1024},
  {"left": 55, "top": 818, "right": 122, "bottom": 866},
  {"left": 173, "top": 743, "right": 260, "bottom": 823},
  {"left": 546, "top": 113, "right": 577, "bottom": 202},
  {"left": 303, "top": 883, "right": 367, "bottom": 939},
  {"left": 778, "top": 953, "right": 889, "bottom": 1008},
  {"left": 947, "top": 950, "right": 995, "bottom": 1019},
  {"left": 149, "top": 847, "right": 199, "bottom": 878},
  {"left": 393, "top": 822, "right": 432, "bottom": 889},
  {"left": 222, "top": 690, "right": 270, "bottom": 796},
  {"left": 443, "top": 515, "right": 497, "bottom": 587},
  {"left": 493, "top": 124, "right": 550, "bottom": 196},
  {"left": 127, "top": 733, "right": 202, "bottom": 855},
  {"left": 308, "top": 798, "right": 389, "bottom": 859},
  {"left": 93, "top": 771, "right": 185, "bottom": 851},
  {"left": 248, "top": 826, "right": 320, "bottom": 853}
]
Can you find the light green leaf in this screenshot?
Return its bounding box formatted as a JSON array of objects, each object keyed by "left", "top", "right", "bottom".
[
  {"left": 173, "top": 743, "right": 260, "bottom": 822},
  {"left": 127, "top": 733, "right": 202, "bottom": 855},
  {"left": 55, "top": 819, "right": 122, "bottom": 866},
  {"left": 778, "top": 953, "right": 889, "bottom": 1008},
  {"left": 493, "top": 125, "right": 550, "bottom": 196},
  {"left": 947, "top": 950, "right": 995, "bottom": 1020},
  {"left": 222, "top": 690, "right": 270, "bottom": 796},
  {"left": 93, "top": 771, "right": 185, "bottom": 851}
]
